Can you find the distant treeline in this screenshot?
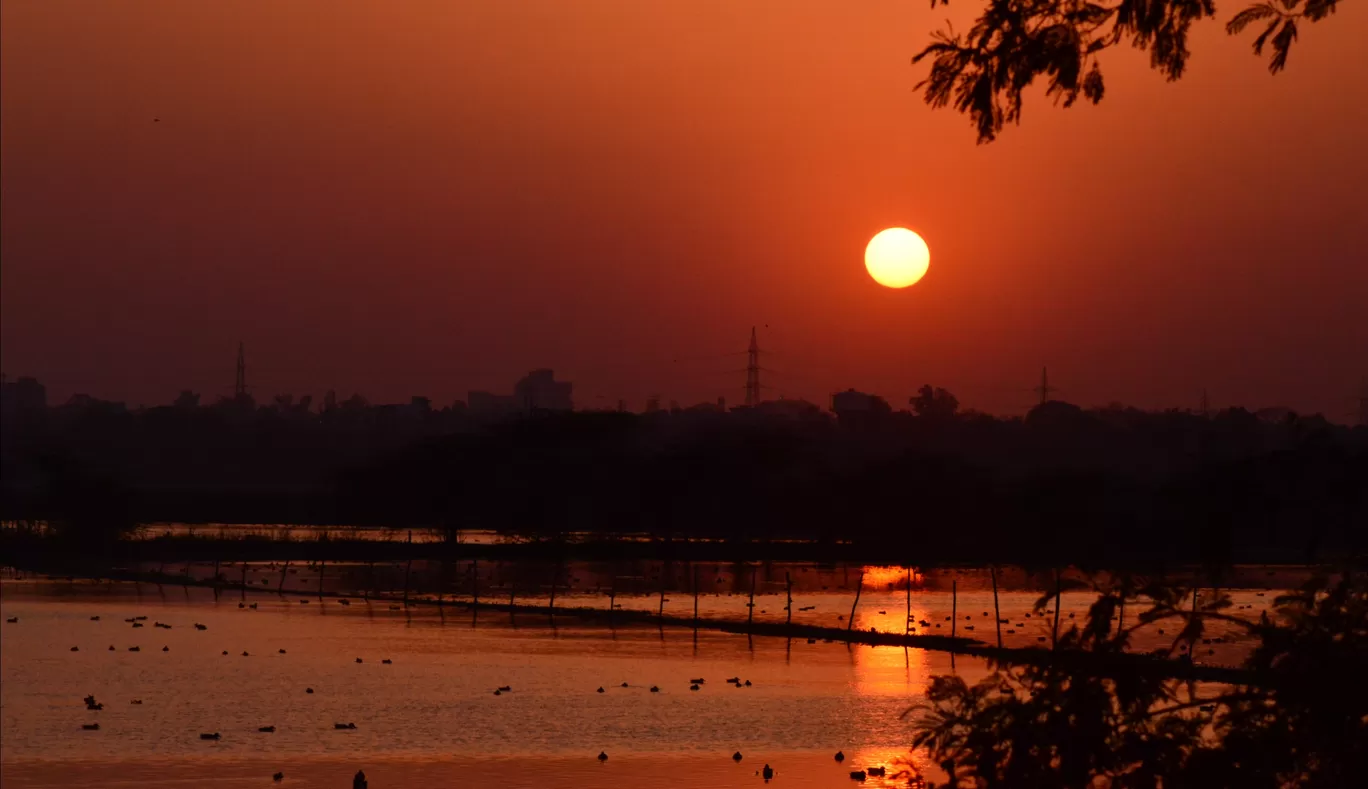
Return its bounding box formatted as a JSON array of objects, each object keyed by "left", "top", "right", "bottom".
[{"left": 2, "top": 398, "right": 1365, "bottom": 566}]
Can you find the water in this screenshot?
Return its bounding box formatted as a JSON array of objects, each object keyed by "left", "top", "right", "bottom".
[{"left": 1, "top": 571, "right": 1284, "bottom": 787}]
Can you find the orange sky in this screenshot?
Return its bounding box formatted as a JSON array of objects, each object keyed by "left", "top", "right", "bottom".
[{"left": 3, "top": 1, "right": 1365, "bottom": 416}]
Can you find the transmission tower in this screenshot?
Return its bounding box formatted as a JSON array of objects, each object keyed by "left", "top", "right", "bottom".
[
  {"left": 1033, "top": 366, "right": 1057, "bottom": 406},
  {"left": 234, "top": 342, "right": 247, "bottom": 400},
  {"left": 744, "top": 327, "right": 761, "bottom": 406}
]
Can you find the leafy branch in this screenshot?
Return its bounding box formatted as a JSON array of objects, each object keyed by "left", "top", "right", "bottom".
[{"left": 914, "top": 0, "right": 1342, "bottom": 141}]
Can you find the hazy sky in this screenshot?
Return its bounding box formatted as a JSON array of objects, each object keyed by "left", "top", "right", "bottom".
[{"left": 3, "top": 1, "right": 1365, "bottom": 416}]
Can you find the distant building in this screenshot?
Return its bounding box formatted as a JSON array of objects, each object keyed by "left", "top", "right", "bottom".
[
  {"left": 831, "top": 389, "right": 891, "bottom": 417},
  {"left": 750, "top": 397, "right": 823, "bottom": 420},
  {"left": 61, "top": 393, "right": 127, "bottom": 414},
  {"left": 514, "top": 369, "right": 573, "bottom": 411},
  {"left": 468, "top": 390, "right": 519, "bottom": 418},
  {"left": 1, "top": 376, "right": 46, "bottom": 415}
]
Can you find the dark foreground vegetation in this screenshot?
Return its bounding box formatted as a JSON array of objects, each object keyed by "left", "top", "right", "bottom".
[
  {"left": 908, "top": 573, "right": 1368, "bottom": 788},
  {"left": 3, "top": 396, "right": 1365, "bottom": 566}
]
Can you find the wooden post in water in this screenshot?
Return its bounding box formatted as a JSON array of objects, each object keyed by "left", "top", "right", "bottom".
[
  {"left": 317, "top": 560, "right": 325, "bottom": 601},
  {"left": 991, "top": 566, "right": 1003, "bottom": 649},
  {"left": 240, "top": 563, "right": 248, "bottom": 600},
  {"left": 279, "top": 560, "right": 290, "bottom": 595},
  {"left": 364, "top": 561, "right": 374, "bottom": 601},
  {"left": 402, "top": 558, "right": 413, "bottom": 607},
  {"left": 471, "top": 559, "right": 479, "bottom": 608},
  {"left": 951, "top": 579, "right": 957, "bottom": 639},
  {"left": 786, "top": 571, "right": 793, "bottom": 628},
  {"left": 692, "top": 565, "right": 700, "bottom": 626},
  {"left": 609, "top": 577, "right": 616, "bottom": 626},
  {"left": 658, "top": 569, "right": 667, "bottom": 622},
  {"left": 548, "top": 560, "right": 558, "bottom": 617},
  {"left": 747, "top": 566, "right": 758, "bottom": 630},
  {"left": 212, "top": 559, "right": 221, "bottom": 599},
  {"left": 905, "top": 567, "right": 912, "bottom": 636},
  {"left": 1052, "top": 569, "right": 1062, "bottom": 651},
  {"left": 848, "top": 568, "right": 865, "bottom": 632}
]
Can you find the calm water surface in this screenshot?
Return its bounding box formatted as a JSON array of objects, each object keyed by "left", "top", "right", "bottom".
[{"left": 1, "top": 573, "right": 1278, "bottom": 787}]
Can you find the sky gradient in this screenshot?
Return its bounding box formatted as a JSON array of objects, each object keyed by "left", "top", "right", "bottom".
[{"left": 3, "top": 1, "right": 1366, "bottom": 417}]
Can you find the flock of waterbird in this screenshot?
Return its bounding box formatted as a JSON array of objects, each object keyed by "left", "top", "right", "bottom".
[{"left": 7, "top": 602, "right": 916, "bottom": 785}]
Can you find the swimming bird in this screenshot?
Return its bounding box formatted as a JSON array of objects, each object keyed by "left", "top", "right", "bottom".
[
  {"left": 130, "top": 699, "right": 142, "bottom": 705},
  {"left": 598, "top": 751, "right": 608, "bottom": 762},
  {"left": 273, "top": 772, "right": 283, "bottom": 782},
  {"left": 690, "top": 678, "right": 705, "bottom": 684},
  {"left": 726, "top": 677, "right": 740, "bottom": 684},
  {"left": 494, "top": 689, "right": 502, "bottom": 696},
  {"left": 834, "top": 750, "right": 845, "bottom": 762},
  {"left": 381, "top": 659, "right": 392, "bottom": 664},
  {"left": 195, "top": 623, "right": 207, "bottom": 630},
  {"left": 132, "top": 622, "right": 144, "bottom": 628},
  {"left": 200, "top": 732, "right": 220, "bottom": 740},
  {"left": 744, "top": 680, "right": 752, "bottom": 687},
  {"left": 128, "top": 646, "right": 140, "bottom": 652},
  {"left": 866, "top": 766, "right": 886, "bottom": 776},
  {"left": 497, "top": 686, "right": 511, "bottom": 692},
  {"left": 280, "top": 649, "right": 287, "bottom": 654},
  {"left": 762, "top": 764, "right": 774, "bottom": 780},
  {"left": 690, "top": 683, "right": 700, "bottom": 691},
  {"left": 259, "top": 726, "right": 275, "bottom": 733},
  {"left": 242, "top": 651, "right": 250, "bottom": 656},
  {"left": 597, "top": 687, "right": 605, "bottom": 693},
  {"left": 334, "top": 722, "right": 356, "bottom": 729},
  {"left": 162, "top": 646, "right": 169, "bottom": 652},
  {"left": 82, "top": 723, "right": 100, "bottom": 730},
  {"left": 71, "top": 646, "right": 79, "bottom": 652},
  {"left": 620, "top": 682, "right": 628, "bottom": 688},
  {"left": 109, "top": 646, "right": 116, "bottom": 651},
  {"left": 732, "top": 751, "right": 743, "bottom": 762},
  {"left": 91, "top": 616, "right": 100, "bottom": 621},
  {"left": 850, "top": 769, "right": 867, "bottom": 780},
  {"left": 306, "top": 688, "right": 314, "bottom": 694},
  {"left": 6, "top": 617, "right": 17, "bottom": 623},
  {"left": 649, "top": 686, "right": 659, "bottom": 693},
  {"left": 355, "top": 658, "right": 363, "bottom": 663}
]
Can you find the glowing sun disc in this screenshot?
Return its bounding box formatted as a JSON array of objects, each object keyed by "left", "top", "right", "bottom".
[{"left": 865, "top": 228, "right": 930, "bottom": 288}]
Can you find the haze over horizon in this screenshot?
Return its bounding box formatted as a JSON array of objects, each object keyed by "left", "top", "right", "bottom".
[{"left": 3, "top": 1, "right": 1365, "bottom": 417}]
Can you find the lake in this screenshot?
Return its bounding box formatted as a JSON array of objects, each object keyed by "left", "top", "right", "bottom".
[{"left": 1, "top": 568, "right": 1282, "bottom": 787}]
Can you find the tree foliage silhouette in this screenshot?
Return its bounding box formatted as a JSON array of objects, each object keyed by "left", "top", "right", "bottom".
[
  {"left": 908, "top": 573, "right": 1367, "bottom": 787},
  {"left": 913, "top": 0, "right": 1343, "bottom": 142}
]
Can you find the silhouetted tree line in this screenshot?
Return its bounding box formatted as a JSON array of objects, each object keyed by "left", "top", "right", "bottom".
[{"left": 4, "top": 393, "right": 1363, "bottom": 564}]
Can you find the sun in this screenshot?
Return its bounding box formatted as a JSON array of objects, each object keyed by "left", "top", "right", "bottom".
[{"left": 865, "top": 227, "right": 930, "bottom": 288}]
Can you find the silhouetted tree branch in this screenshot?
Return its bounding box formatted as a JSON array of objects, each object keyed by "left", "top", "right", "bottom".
[{"left": 914, "top": 0, "right": 1342, "bottom": 142}]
